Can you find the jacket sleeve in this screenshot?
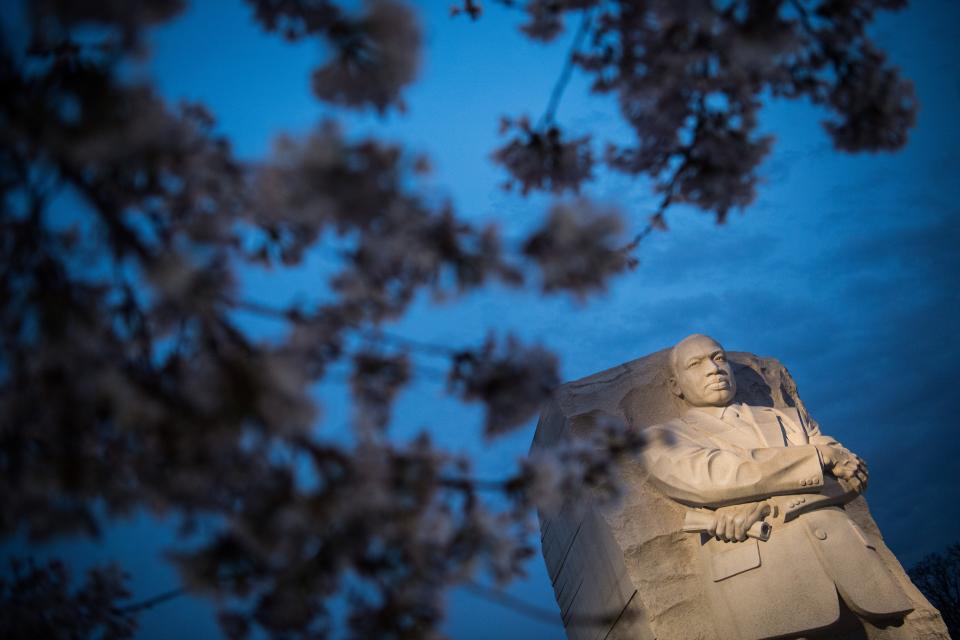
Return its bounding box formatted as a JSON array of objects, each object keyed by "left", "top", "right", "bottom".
[
  {"left": 642, "top": 421, "right": 825, "bottom": 508},
  {"left": 791, "top": 407, "right": 841, "bottom": 447}
]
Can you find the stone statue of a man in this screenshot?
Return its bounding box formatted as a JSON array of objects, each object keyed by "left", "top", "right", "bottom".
[{"left": 642, "top": 334, "right": 913, "bottom": 638}]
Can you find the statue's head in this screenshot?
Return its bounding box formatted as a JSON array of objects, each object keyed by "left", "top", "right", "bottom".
[{"left": 668, "top": 334, "right": 736, "bottom": 408}]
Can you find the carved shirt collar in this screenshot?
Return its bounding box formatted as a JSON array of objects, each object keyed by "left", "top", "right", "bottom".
[{"left": 688, "top": 402, "right": 742, "bottom": 421}]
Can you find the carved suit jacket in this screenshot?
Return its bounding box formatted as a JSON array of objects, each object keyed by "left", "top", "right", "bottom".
[{"left": 643, "top": 404, "right": 913, "bottom": 639}]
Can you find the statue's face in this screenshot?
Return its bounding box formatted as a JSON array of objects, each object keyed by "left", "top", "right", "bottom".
[{"left": 670, "top": 335, "right": 736, "bottom": 408}]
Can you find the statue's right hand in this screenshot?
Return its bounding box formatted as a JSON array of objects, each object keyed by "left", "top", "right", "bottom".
[{"left": 815, "top": 444, "right": 868, "bottom": 494}]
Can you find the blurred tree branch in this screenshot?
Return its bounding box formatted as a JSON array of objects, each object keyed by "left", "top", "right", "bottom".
[{"left": 909, "top": 543, "right": 960, "bottom": 638}]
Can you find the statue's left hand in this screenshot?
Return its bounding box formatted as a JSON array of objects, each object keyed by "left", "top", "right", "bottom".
[{"left": 707, "top": 501, "right": 771, "bottom": 542}]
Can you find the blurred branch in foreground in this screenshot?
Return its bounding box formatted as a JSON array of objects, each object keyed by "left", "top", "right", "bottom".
[{"left": 909, "top": 543, "right": 960, "bottom": 638}]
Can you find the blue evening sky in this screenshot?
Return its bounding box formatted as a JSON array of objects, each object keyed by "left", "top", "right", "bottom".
[{"left": 7, "top": 0, "right": 960, "bottom": 638}]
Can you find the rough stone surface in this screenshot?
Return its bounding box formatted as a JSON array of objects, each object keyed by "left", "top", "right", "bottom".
[{"left": 533, "top": 348, "right": 949, "bottom": 640}]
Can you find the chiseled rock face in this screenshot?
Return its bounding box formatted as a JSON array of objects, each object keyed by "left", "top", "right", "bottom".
[{"left": 533, "top": 349, "right": 949, "bottom": 640}]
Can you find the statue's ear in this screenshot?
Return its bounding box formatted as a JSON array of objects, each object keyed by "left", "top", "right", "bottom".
[{"left": 668, "top": 376, "right": 683, "bottom": 399}]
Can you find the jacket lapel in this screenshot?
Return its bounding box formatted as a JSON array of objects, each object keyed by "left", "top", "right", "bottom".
[
  {"left": 683, "top": 408, "right": 762, "bottom": 450},
  {"left": 741, "top": 405, "right": 788, "bottom": 447}
]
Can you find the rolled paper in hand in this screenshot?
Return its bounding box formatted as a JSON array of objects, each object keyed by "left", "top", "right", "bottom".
[{"left": 682, "top": 509, "right": 772, "bottom": 541}]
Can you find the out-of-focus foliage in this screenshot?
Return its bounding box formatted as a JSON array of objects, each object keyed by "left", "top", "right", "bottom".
[
  {"left": 522, "top": 199, "right": 634, "bottom": 298},
  {"left": 909, "top": 543, "right": 960, "bottom": 638},
  {"left": 494, "top": 117, "right": 594, "bottom": 195},
  {"left": 0, "top": 0, "right": 915, "bottom": 636},
  {"left": 493, "top": 0, "right": 916, "bottom": 222},
  {"left": 0, "top": 558, "right": 137, "bottom": 640},
  {"left": 449, "top": 334, "right": 559, "bottom": 437}
]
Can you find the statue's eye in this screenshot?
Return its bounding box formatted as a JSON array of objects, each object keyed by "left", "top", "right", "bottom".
[{"left": 715, "top": 354, "right": 726, "bottom": 362}]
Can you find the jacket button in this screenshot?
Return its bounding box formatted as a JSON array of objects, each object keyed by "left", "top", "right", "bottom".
[
  {"left": 814, "top": 528, "right": 827, "bottom": 540},
  {"left": 800, "top": 479, "right": 807, "bottom": 486}
]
